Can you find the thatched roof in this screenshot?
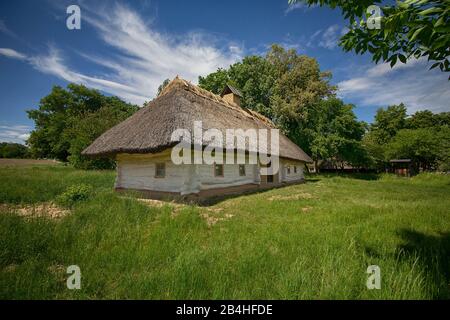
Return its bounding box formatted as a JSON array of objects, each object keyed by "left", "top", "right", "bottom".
[{"left": 82, "top": 77, "right": 312, "bottom": 163}]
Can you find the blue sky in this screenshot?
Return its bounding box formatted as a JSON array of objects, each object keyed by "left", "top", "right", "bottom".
[{"left": 1, "top": 0, "right": 449, "bottom": 144}]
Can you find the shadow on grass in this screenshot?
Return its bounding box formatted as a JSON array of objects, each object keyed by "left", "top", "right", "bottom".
[
  {"left": 396, "top": 229, "right": 450, "bottom": 299},
  {"left": 197, "top": 183, "right": 300, "bottom": 207}
]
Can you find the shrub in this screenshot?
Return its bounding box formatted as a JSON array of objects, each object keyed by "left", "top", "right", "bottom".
[{"left": 56, "top": 184, "right": 93, "bottom": 207}]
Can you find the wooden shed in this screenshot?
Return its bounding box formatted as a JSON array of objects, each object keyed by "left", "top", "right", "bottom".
[{"left": 390, "top": 159, "right": 415, "bottom": 177}]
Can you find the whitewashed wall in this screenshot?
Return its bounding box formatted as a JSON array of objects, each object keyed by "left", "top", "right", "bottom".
[
  {"left": 116, "top": 150, "right": 306, "bottom": 195},
  {"left": 280, "top": 159, "right": 305, "bottom": 182},
  {"left": 198, "top": 163, "right": 257, "bottom": 190},
  {"left": 116, "top": 152, "right": 190, "bottom": 193}
]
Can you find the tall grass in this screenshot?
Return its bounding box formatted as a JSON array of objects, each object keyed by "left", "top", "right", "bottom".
[{"left": 1, "top": 166, "right": 449, "bottom": 299}]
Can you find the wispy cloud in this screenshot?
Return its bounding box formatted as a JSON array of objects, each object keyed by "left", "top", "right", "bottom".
[
  {"left": 337, "top": 58, "right": 450, "bottom": 114},
  {"left": 284, "top": 2, "right": 317, "bottom": 15},
  {"left": 0, "top": 125, "right": 31, "bottom": 144},
  {"left": 0, "top": 4, "right": 243, "bottom": 105},
  {"left": 306, "top": 25, "right": 347, "bottom": 50},
  {"left": 0, "top": 19, "right": 20, "bottom": 39},
  {"left": 0, "top": 48, "right": 27, "bottom": 60},
  {"left": 318, "top": 24, "right": 343, "bottom": 49}
]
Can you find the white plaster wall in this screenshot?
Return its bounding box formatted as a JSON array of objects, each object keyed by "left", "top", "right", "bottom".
[
  {"left": 116, "top": 151, "right": 306, "bottom": 194},
  {"left": 198, "top": 163, "right": 257, "bottom": 190},
  {"left": 281, "top": 159, "right": 305, "bottom": 182},
  {"left": 116, "top": 153, "right": 190, "bottom": 193}
]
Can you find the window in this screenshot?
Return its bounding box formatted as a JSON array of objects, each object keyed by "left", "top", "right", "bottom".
[
  {"left": 155, "top": 162, "right": 165, "bottom": 178},
  {"left": 267, "top": 175, "right": 274, "bottom": 183},
  {"left": 294, "top": 166, "right": 297, "bottom": 173},
  {"left": 239, "top": 164, "right": 246, "bottom": 176},
  {"left": 287, "top": 165, "right": 291, "bottom": 175},
  {"left": 214, "top": 163, "right": 224, "bottom": 177}
]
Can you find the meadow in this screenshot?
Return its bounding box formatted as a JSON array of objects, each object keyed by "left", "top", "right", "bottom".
[{"left": 0, "top": 162, "right": 449, "bottom": 299}]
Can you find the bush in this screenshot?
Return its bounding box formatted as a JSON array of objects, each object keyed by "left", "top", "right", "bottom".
[{"left": 56, "top": 184, "right": 93, "bottom": 207}]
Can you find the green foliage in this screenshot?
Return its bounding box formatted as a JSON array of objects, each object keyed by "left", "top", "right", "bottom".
[
  {"left": 289, "top": 0, "right": 450, "bottom": 75},
  {"left": 198, "top": 68, "right": 231, "bottom": 95},
  {"left": 362, "top": 130, "right": 386, "bottom": 169},
  {"left": 200, "top": 45, "right": 360, "bottom": 167},
  {"left": 364, "top": 105, "right": 450, "bottom": 171},
  {"left": 157, "top": 78, "right": 170, "bottom": 96},
  {"left": 1, "top": 165, "right": 450, "bottom": 299},
  {"left": 370, "top": 104, "right": 408, "bottom": 144},
  {"left": 303, "top": 98, "right": 368, "bottom": 169},
  {"left": 199, "top": 45, "right": 335, "bottom": 118},
  {"left": 0, "top": 143, "right": 29, "bottom": 159},
  {"left": 385, "top": 127, "right": 450, "bottom": 170},
  {"left": 55, "top": 184, "right": 93, "bottom": 208},
  {"left": 27, "top": 84, "right": 138, "bottom": 169},
  {"left": 407, "top": 110, "right": 450, "bottom": 128},
  {"left": 0, "top": 166, "right": 114, "bottom": 205},
  {"left": 65, "top": 105, "right": 136, "bottom": 170}
]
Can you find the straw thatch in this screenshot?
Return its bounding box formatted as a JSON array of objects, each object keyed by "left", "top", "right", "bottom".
[{"left": 82, "top": 77, "right": 312, "bottom": 163}]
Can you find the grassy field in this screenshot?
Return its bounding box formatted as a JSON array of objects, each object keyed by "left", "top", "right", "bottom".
[{"left": 0, "top": 163, "right": 449, "bottom": 299}]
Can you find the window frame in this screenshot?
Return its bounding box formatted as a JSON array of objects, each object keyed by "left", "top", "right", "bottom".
[
  {"left": 239, "top": 164, "right": 246, "bottom": 176},
  {"left": 155, "top": 162, "right": 166, "bottom": 178},
  {"left": 214, "top": 163, "right": 224, "bottom": 177}
]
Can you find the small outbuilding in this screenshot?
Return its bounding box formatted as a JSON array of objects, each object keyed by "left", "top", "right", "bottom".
[
  {"left": 390, "top": 159, "right": 415, "bottom": 177},
  {"left": 83, "top": 77, "right": 313, "bottom": 200}
]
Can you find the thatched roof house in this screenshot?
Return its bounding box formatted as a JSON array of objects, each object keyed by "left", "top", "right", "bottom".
[{"left": 83, "top": 77, "right": 312, "bottom": 200}]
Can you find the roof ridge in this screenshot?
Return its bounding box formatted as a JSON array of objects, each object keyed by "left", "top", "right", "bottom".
[{"left": 158, "top": 77, "right": 276, "bottom": 128}]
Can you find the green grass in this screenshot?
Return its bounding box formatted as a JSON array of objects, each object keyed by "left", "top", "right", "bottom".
[{"left": 1, "top": 165, "right": 449, "bottom": 299}]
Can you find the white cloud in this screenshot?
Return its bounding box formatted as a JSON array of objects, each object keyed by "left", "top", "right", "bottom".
[
  {"left": 318, "top": 24, "right": 342, "bottom": 49},
  {"left": 0, "top": 4, "right": 243, "bottom": 105},
  {"left": 0, "top": 48, "right": 27, "bottom": 60},
  {"left": 30, "top": 46, "right": 150, "bottom": 104},
  {"left": 285, "top": 2, "right": 317, "bottom": 14},
  {"left": 285, "top": 3, "right": 307, "bottom": 14},
  {"left": 0, "top": 125, "right": 31, "bottom": 144},
  {"left": 306, "top": 25, "right": 346, "bottom": 50},
  {"left": 338, "top": 58, "right": 450, "bottom": 114},
  {"left": 0, "top": 20, "right": 19, "bottom": 39}
]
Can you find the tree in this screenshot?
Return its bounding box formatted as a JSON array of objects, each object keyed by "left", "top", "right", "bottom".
[
  {"left": 307, "top": 98, "right": 367, "bottom": 171},
  {"left": 65, "top": 105, "right": 136, "bottom": 169},
  {"left": 157, "top": 78, "right": 170, "bottom": 96},
  {"left": 364, "top": 106, "right": 450, "bottom": 171},
  {"left": 27, "top": 84, "right": 138, "bottom": 168},
  {"left": 200, "top": 56, "right": 278, "bottom": 117},
  {"left": 288, "top": 0, "right": 450, "bottom": 74},
  {"left": 0, "top": 142, "right": 29, "bottom": 158},
  {"left": 199, "top": 45, "right": 368, "bottom": 170},
  {"left": 362, "top": 131, "right": 386, "bottom": 170},
  {"left": 385, "top": 127, "right": 448, "bottom": 171},
  {"left": 434, "top": 111, "right": 450, "bottom": 126},
  {"left": 198, "top": 68, "right": 230, "bottom": 95},
  {"left": 199, "top": 45, "right": 336, "bottom": 149},
  {"left": 406, "top": 110, "right": 437, "bottom": 128},
  {"left": 268, "top": 45, "right": 336, "bottom": 151},
  {"left": 407, "top": 110, "right": 450, "bottom": 128},
  {"left": 369, "top": 103, "right": 408, "bottom": 144}
]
